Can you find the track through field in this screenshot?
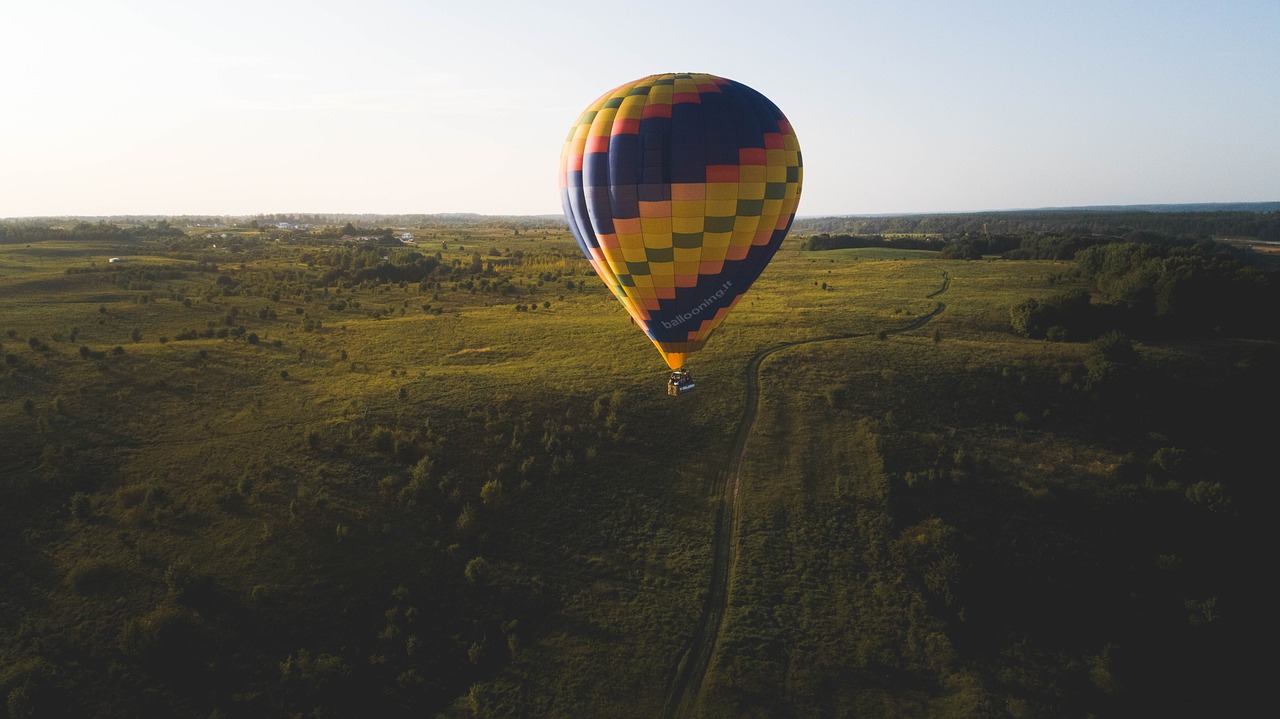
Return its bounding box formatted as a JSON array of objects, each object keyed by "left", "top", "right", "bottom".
[{"left": 663, "top": 272, "right": 950, "bottom": 718}]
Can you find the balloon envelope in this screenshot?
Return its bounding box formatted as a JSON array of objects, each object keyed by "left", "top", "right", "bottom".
[{"left": 559, "top": 72, "right": 803, "bottom": 370}]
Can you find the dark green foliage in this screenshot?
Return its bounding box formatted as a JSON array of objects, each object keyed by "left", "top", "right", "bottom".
[
  {"left": 1082, "top": 331, "right": 1139, "bottom": 390},
  {"left": 1003, "top": 233, "right": 1100, "bottom": 260},
  {"left": 1010, "top": 288, "right": 1095, "bottom": 340},
  {"left": 1075, "top": 240, "right": 1277, "bottom": 337},
  {"left": 938, "top": 236, "right": 990, "bottom": 259},
  {"left": 63, "top": 559, "right": 122, "bottom": 595},
  {"left": 117, "top": 604, "right": 211, "bottom": 675},
  {"left": 1012, "top": 239, "right": 1278, "bottom": 341},
  {"left": 885, "top": 340, "right": 1274, "bottom": 719},
  {"left": 792, "top": 205, "right": 1280, "bottom": 239},
  {"left": 801, "top": 233, "right": 945, "bottom": 252},
  {"left": 69, "top": 492, "right": 92, "bottom": 520}
]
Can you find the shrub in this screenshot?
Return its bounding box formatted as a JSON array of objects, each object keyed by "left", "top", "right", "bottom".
[
  {"left": 1186, "top": 481, "right": 1231, "bottom": 512},
  {"left": 370, "top": 426, "right": 394, "bottom": 454},
  {"left": 1083, "top": 331, "right": 1138, "bottom": 389},
  {"left": 163, "top": 557, "right": 199, "bottom": 598},
  {"left": 64, "top": 558, "right": 120, "bottom": 594},
  {"left": 118, "top": 605, "right": 207, "bottom": 671},
  {"left": 70, "top": 492, "right": 92, "bottom": 520},
  {"left": 279, "top": 648, "right": 349, "bottom": 689},
  {"left": 455, "top": 503, "right": 477, "bottom": 536},
  {"left": 480, "top": 479, "right": 504, "bottom": 507}
]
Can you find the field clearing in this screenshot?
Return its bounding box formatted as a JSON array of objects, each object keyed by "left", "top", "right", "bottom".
[{"left": 1, "top": 224, "right": 1270, "bottom": 718}]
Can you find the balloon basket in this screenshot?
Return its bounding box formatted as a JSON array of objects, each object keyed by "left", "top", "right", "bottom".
[{"left": 667, "top": 369, "right": 696, "bottom": 397}]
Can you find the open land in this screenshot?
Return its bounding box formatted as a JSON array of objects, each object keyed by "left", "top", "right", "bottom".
[{"left": 1, "top": 214, "right": 1276, "bottom": 718}]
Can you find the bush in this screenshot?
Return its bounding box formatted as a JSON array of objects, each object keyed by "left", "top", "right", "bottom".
[
  {"left": 465, "top": 556, "right": 491, "bottom": 584},
  {"left": 480, "top": 479, "right": 504, "bottom": 507},
  {"left": 64, "top": 558, "right": 120, "bottom": 594},
  {"left": 455, "top": 503, "right": 478, "bottom": 536},
  {"left": 1011, "top": 289, "right": 1094, "bottom": 340},
  {"left": 118, "top": 605, "right": 208, "bottom": 673},
  {"left": 70, "top": 492, "right": 92, "bottom": 520},
  {"left": 1083, "top": 331, "right": 1139, "bottom": 390},
  {"left": 370, "top": 426, "right": 395, "bottom": 454},
  {"left": 163, "top": 557, "right": 199, "bottom": 598},
  {"left": 1186, "top": 481, "right": 1230, "bottom": 512}
]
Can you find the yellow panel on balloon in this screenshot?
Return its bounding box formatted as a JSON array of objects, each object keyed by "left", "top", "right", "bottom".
[{"left": 672, "top": 216, "right": 704, "bottom": 234}]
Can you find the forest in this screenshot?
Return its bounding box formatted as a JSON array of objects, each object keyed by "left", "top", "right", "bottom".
[
  {"left": 0, "top": 211, "right": 1275, "bottom": 718},
  {"left": 791, "top": 203, "right": 1280, "bottom": 240}
]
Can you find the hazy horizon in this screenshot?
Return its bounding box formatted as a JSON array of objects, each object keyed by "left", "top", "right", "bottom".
[
  {"left": 3, "top": 0, "right": 1278, "bottom": 218},
  {"left": 6, "top": 200, "right": 1279, "bottom": 224}
]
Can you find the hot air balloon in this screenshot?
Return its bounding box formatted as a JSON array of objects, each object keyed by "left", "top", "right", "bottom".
[{"left": 559, "top": 72, "right": 802, "bottom": 394}]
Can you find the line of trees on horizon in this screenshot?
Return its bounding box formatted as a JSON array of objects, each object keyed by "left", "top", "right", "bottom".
[
  {"left": 791, "top": 207, "right": 1280, "bottom": 240},
  {"left": 7, "top": 204, "right": 1280, "bottom": 240}
]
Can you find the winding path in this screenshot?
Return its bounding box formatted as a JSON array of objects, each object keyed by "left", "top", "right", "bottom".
[{"left": 662, "top": 272, "right": 951, "bottom": 719}]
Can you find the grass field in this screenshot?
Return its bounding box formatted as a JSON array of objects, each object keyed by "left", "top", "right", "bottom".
[{"left": 0, "top": 224, "right": 1270, "bottom": 718}]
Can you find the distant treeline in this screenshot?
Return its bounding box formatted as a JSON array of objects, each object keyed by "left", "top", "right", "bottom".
[
  {"left": 0, "top": 220, "right": 186, "bottom": 244},
  {"left": 11, "top": 208, "right": 1280, "bottom": 242},
  {"left": 798, "top": 231, "right": 1135, "bottom": 261},
  {"left": 2, "top": 213, "right": 567, "bottom": 233},
  {"left": 801, "top": 229, "right": 1275, "bottom": 266},
  {"left": 793, "top": 208, "right": 1280, "bottom": 241}
]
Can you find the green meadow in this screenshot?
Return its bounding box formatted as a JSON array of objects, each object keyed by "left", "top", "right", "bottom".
[{"left": 0, "top": 220, "right": 1272, "bottom": 718}]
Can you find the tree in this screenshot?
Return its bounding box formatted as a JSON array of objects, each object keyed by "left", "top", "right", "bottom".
[
  {"left": 1010, "top": 289, "right": 1093, "bottom": 340},
  {"left": 455, "top": 503, "right": 478, "bottom": 537},
  {"left": 464, "top": 556, "right": 491, "bottom": 584},
  {"left": 1083, "top": 331, "right": 1138, "bottom": 390},
  {"left": 941, "top": 237, "right": 984, "bottom": 260},
  {"left": 1186, "top": 481, "right": 1230, "bottom": 512},
  {"left": 480, "top": 479, "right": 504, "bottom": 507}
]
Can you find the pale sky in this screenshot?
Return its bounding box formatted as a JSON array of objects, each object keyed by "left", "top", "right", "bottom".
[{"left": 2, "top": 0, "right": 1277, "bottom": 218}]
